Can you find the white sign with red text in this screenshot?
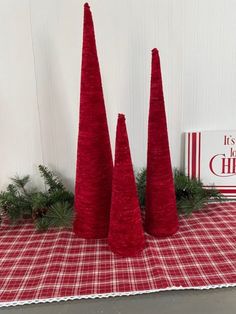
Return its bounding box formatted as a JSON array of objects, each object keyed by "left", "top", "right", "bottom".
[{"left": 185, "top": 131, "right": 236, "bottom": 199}]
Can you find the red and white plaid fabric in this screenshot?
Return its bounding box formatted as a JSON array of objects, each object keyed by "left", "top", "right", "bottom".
[{"left": 0, "top": 202, "right": 236, "bottom": 307}]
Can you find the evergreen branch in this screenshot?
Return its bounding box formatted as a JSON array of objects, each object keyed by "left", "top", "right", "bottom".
[
  {"left": 10, "top": 175, "right": 30, "bottom": 195},
  {"left": 35, "top": 217, "right": 50, "bottom": 232},
  {"left": 135, "top": 167, "right": 222, "bottom": 216},
  {"left": 45, "top": 202, "right": 74, "bottom": 228},
  {"left": 136, "top": 168, "right": 146, "bottom": 208},
  {"left": 6, "top": 184, "right": 18, "bottom": 195},
  {"left": 38, "top": 165, "right": 64, "bottom": 192},
  {"left": 0, "top": 166, "right": 74, "bottom": 227}
]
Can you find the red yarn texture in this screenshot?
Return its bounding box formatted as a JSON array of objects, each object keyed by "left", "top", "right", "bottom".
[
  {"left": 73, "top": 3, "right": 113, "bottom": 239},
  {"left": 108, "top": 114, "right": 146, "bottom": 257},
  {"left": 145, "top": 49, "right": 179, "bottom": 238}
]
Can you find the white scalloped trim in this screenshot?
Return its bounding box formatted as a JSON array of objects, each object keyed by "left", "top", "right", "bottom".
[{"left": 1, "top": 283, "right": 236, "bottom": 308}]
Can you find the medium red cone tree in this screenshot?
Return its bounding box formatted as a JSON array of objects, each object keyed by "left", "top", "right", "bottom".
[
  {"left": 145, "top": 49, "right": 179, "bottom": 237},
  {"left": 73, "top": 3, "right": 113, "bottom": 239},
  {"left": 108, "top": 114, "right": 145, "bottom": 257}
]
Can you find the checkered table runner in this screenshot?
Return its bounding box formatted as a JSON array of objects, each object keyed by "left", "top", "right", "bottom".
[{"left": 0, "top": 202, "right": 236, "bottom": 307}]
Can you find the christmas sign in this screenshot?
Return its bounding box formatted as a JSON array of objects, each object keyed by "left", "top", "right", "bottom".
[{"left": 185, "top": 131, "right": 236, "bottom": 199}]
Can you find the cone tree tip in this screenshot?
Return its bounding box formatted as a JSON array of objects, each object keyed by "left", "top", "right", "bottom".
[
  {"left": 152, "top": 48, "right": 159, "bottom": 55},
  {"left": 118, "top": 113, "right": 125, "bottom": 121},
  {"left": 84, "top": 2, "right": 90, "bottom": 9}
]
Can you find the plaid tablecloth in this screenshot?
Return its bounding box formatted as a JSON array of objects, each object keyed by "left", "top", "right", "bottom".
[{"left": 0, "top": 202, "right": 236, "bottom": 307}]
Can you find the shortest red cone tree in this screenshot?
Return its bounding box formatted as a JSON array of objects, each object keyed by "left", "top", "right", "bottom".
[{"left": 108, "top": 114, "right": 146, "bottom": 257}]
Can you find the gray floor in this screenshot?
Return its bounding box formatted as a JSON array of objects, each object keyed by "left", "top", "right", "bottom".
[{"left": 1, "top": 288, "right": 236, "bottom": 314}]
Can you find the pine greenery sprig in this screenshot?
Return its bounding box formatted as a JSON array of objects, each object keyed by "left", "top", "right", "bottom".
[
  {"left": 38, "top": 165, "right": 64, "bottom": 192},
  {"left": 136, "top": 168, "right": 146, "bottom": 208},
  {"left": 47, "top": 189, "right": 74, "bottom": 206},
  {"left": 0, "top": 177, "right": 33, "bottom": 223},
  {"left": 35, "top": 202, "right": 73, "bottom": 232},
  {"left": 6, "top": 184, "right": 18, "bottom": 195},
  {"left": 10, "top": 175, "right": 30, "bottom": 195},
  {"left": 174, "top": 169, "right": 222, "bottom": 215},
  {"left": 46, "top": 202, "right": 74, "bottom": 228},
  {"left": 35, "top": 217, "right": 51, "bottom": 232},
  {"left": 31, "top": 192, "right": 49, "bottom": 210},
  {"left": 0, "top": 165, "right": 74, "bottom": 229},
  {"left": 136, "top": 168, "right": 222, "bottom": 216}
]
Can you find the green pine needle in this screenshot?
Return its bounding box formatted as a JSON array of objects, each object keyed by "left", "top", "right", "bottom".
[
  {"left": 35, "top": 217, "right": 50, "bottom": 232},
  {"left": 10, "top": 175, "right": 30, "bottom": 189},
  {"left": 6, "top": 184, "right": 18, "bottom": 195},
  {"left": 31, "top": 192, "right": 49, "bottom": 210},
  {"left": 10, "top": 175, "right": 30, "bottom": 196},
  {"left": 38, "top": 165, "right": 64, "bottom": 192},
  {"left": 136, "top": 168, "right": 146, "bottom": 208},
  {"left": 45, "top": 202, "right": 74, "bottom": 228}
]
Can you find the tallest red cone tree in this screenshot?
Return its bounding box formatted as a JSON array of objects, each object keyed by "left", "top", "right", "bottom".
[
  {"left": 145, "top": 49, "right": 179, "bottom": 237},
  {"left": 73, "top": 3, "right": 113, "bottom": 239}
]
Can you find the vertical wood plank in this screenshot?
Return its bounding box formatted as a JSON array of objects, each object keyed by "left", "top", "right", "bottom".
[{"left": 0, "top": 0, "right": 42, "bottom": 189}]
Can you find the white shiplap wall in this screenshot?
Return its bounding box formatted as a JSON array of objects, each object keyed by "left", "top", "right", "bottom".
[
  {"left": 0, "top": 0, "right": 42, "bottom": 188},
  {"left": 0, "top": 0, "right": 236, "bottom": 189}
]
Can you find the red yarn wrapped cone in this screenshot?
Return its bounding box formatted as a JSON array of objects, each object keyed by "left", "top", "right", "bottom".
[
  {"left": 145, "top": 49, "right": 179, "bottom": 237},
  {"left": 73, "top": 3, "right": 113, "bottom": 239},
  {"left": 108, "top": 114, "right": 145, "bottom": 257}
]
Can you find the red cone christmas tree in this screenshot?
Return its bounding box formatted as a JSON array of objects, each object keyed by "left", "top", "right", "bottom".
[
  {"left": 145, "top": 49, "right": 179, "bottom": 237},
  {"left": 108, "top": 114, "right": 145, "bottom": 257},
  {"left": 73, "top": 3, "right": 113, "bottom": 239}
]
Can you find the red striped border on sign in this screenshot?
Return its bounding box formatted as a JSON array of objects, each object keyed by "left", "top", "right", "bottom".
[{"left": 187, "top": 132, "right": 201, "bottom": 180}]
